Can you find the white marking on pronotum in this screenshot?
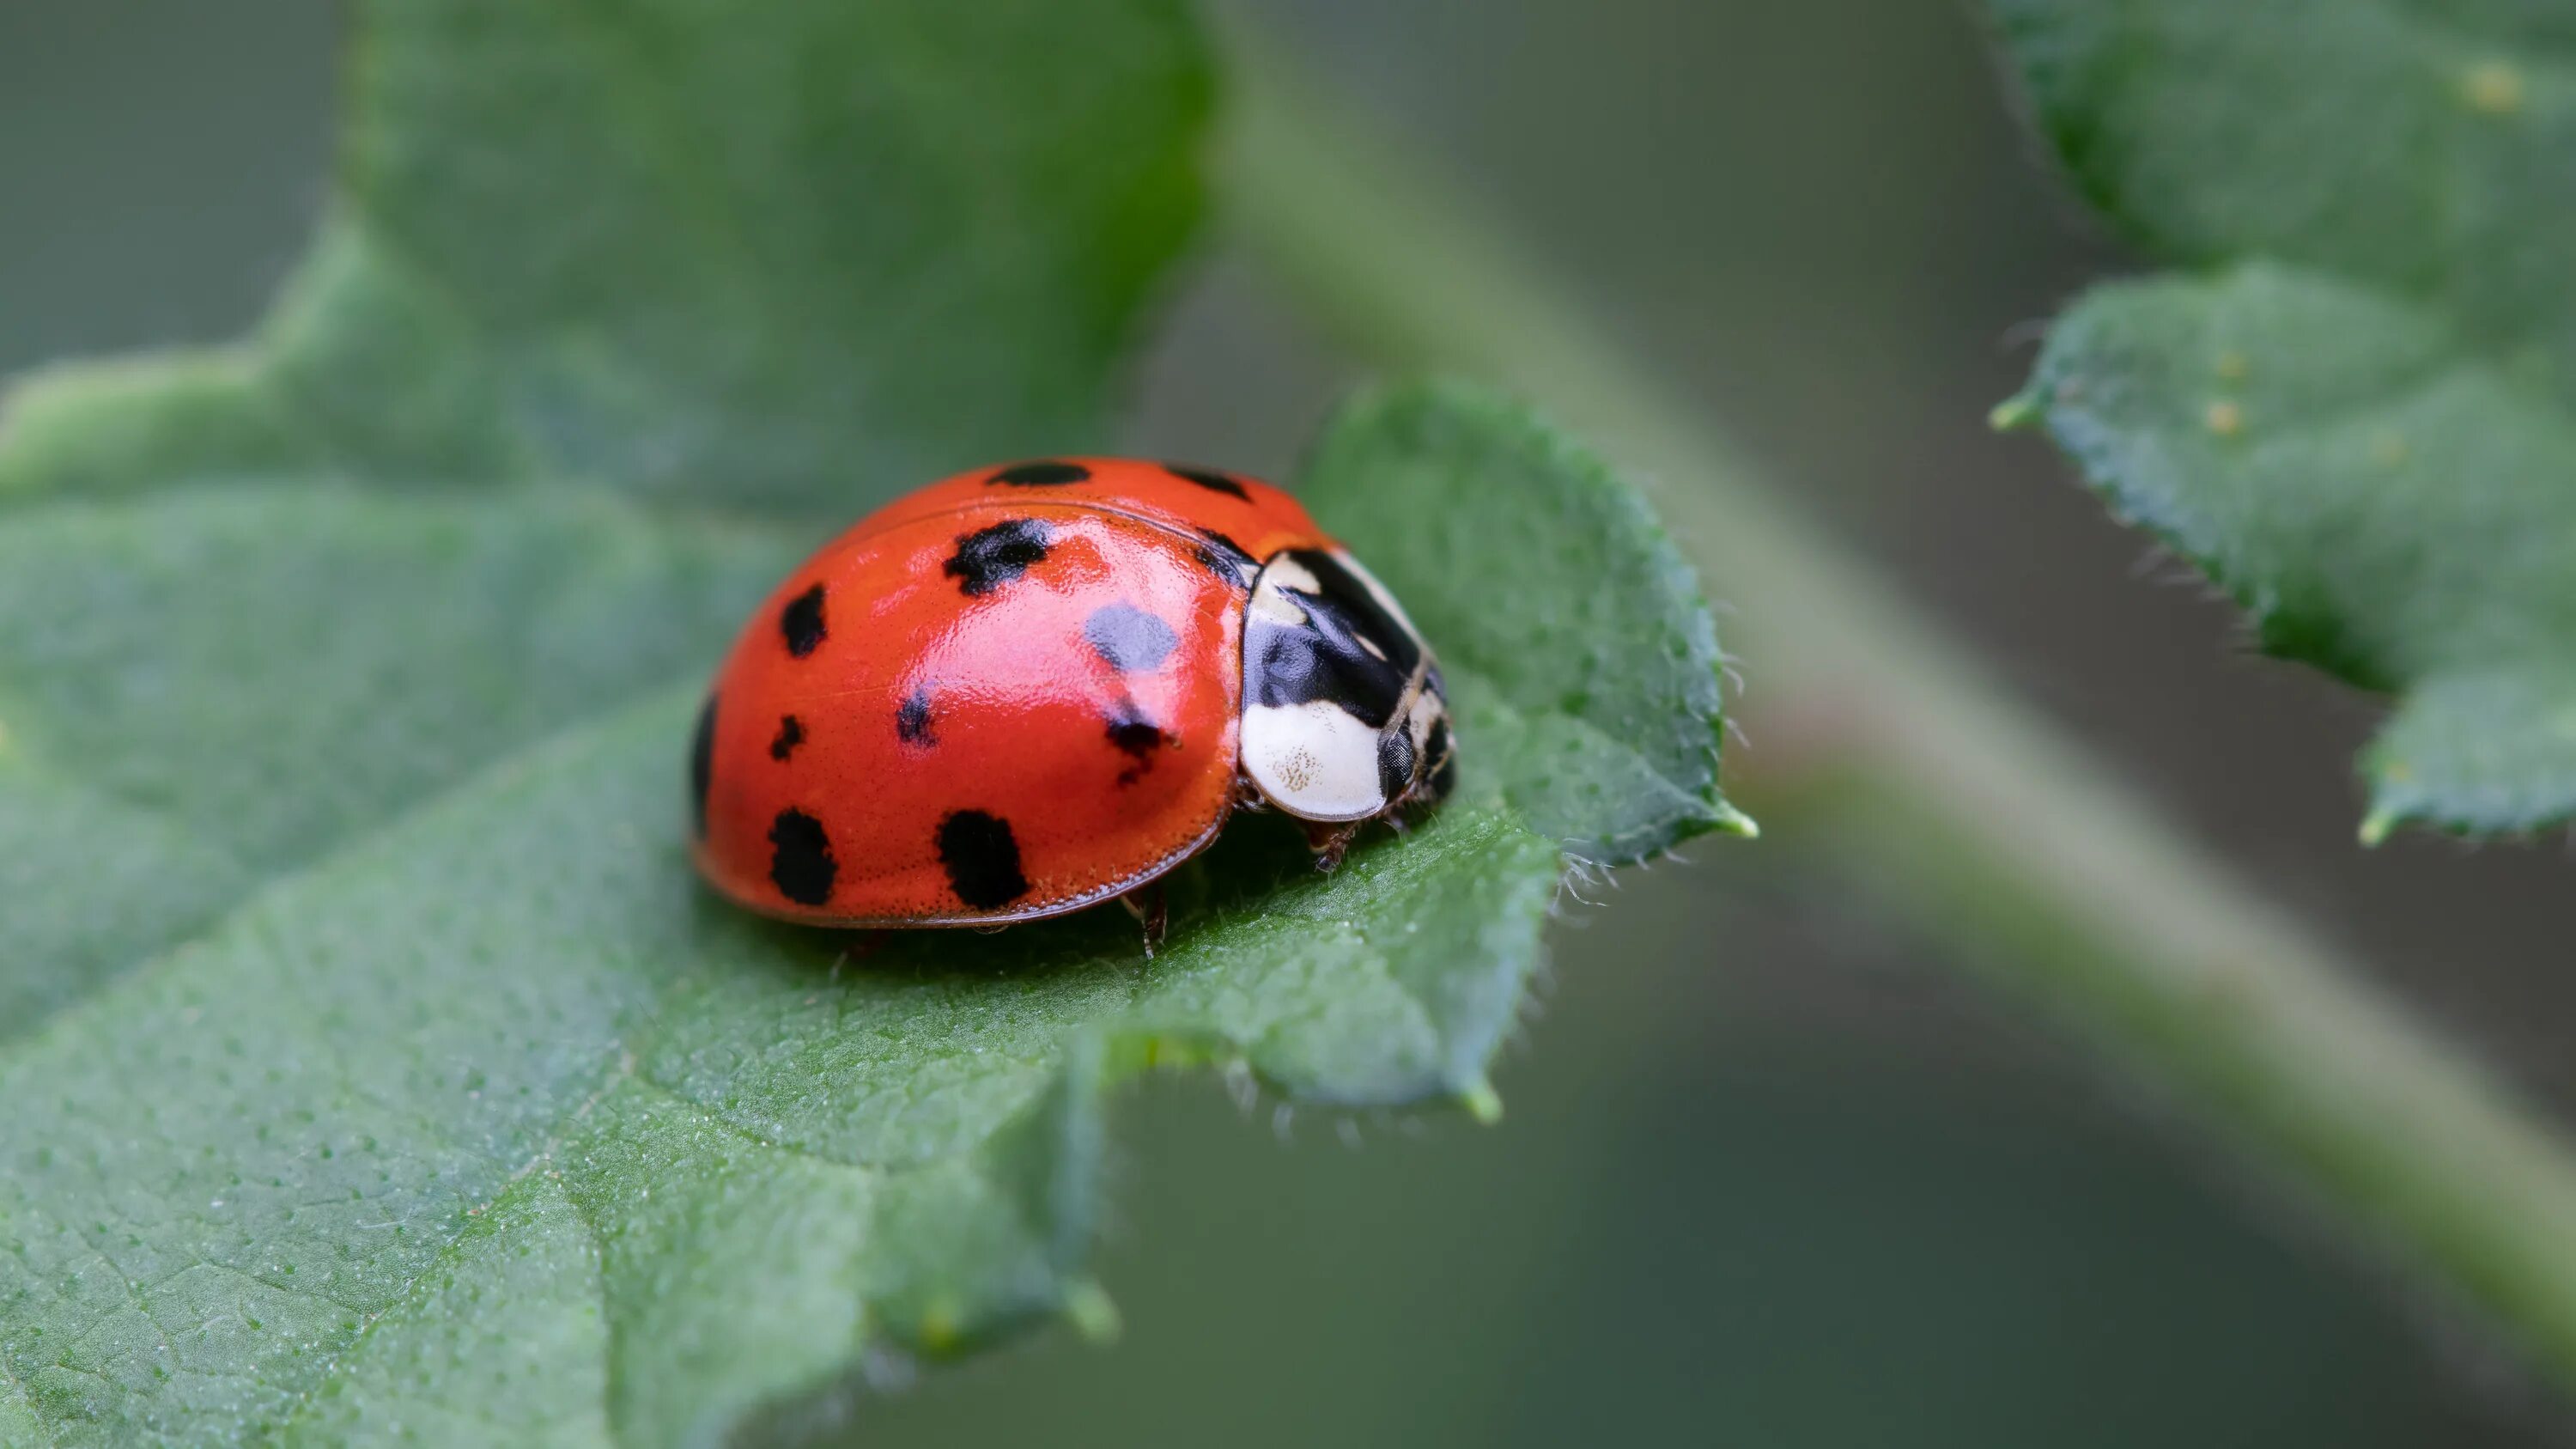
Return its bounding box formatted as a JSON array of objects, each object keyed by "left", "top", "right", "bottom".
[
  {"left": 1333, "top": 547, "right": 1427, "bottom": 642},
  {"left": 1246, "top": 555, "right": 1321, "bottom": 623},
  {"left": 1242, "top": 699, "right": 1387, "bottom": 819}
]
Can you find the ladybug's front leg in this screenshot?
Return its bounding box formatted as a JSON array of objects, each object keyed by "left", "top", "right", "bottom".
[
  {"left": 1302, "top": 819, "right": 1363, "bottom": 874},
  {"left": 1119, "top": 884, "right": 1170, "bottom": 959}
]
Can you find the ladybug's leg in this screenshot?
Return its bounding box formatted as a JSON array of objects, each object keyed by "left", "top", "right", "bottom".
[
  {"left": 1119, "top": 884, "right": 1170, "bottom": 959},
  {"left": 829, "top": 930, "right": 890, "bottom": 983},
  {"left": 1388, "top": 782, "right": 1433, "bottom": 831},
  {"left": 1303, "top": 819, "right": 1363, "bottom": 874}
]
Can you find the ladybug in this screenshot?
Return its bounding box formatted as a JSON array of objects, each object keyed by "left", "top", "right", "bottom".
[{"left": 689, "top": 457, "right": 1454, "bottom": 947}]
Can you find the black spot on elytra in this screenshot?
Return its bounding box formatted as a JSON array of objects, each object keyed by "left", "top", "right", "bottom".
[
  {"left": 1164, "top": 463, "right": 1249, "bottom": 501},
  {"left": 1245, "top": 549, "right": 1420, "bottom": 728},
  {"left": 769, "top": 714, "right": 805, "bottom": 761},
  {"left": 1194, "top": 528, "right": 1257, "bottom": 585},
  {"left": 988, "top": 460, "right": 1091, "bottom": 487},
  {"left": 944, "top": 518, "right": 1053, "bottom": 597},
  {"left": 897, "top": 685, "right": 937, "bottom": 746},
  {"left": 938, "top": 810, "right": 1030, "bottom": 910},
  {"left": 780, "top": 584, "right": 827, "bottom": 657},
  {"left": 688, "top": 695, "right": 716, "bottom": 838},
  {"left": 1084, "top": 603, "right": 1179, "bottom": 673},
  {"left": 1377, "top": 727, "right": 1417, "bottom": 802},
  {"left": 1109, "top": 719, "right": 1166, "bottom": 760},
  {"left": 1105, "top": 701, "right": 1168, "bottom": 784},
  {"left": 768, "top": 808, "right": 836, "bottom": 906}
]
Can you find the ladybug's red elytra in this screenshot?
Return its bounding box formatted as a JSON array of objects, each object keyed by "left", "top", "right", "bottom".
[{"left": 689, "top": 458, "right": 1454, "bottom": 947}]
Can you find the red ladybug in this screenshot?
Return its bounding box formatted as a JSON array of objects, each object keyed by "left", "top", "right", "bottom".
[{"left": 689, "top": 458, "right": 1454, "bottom": 945}]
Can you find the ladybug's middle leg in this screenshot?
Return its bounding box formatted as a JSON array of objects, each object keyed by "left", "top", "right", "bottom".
[
  {"left": 1302, "top": 819, "right": 1363, "bottom": 874},
  {"left": 1119, "top": 884, "right": 1170, "bottom": 959},
  {"left": 829, "top": 929, "right": 891, "bottom": 982}
]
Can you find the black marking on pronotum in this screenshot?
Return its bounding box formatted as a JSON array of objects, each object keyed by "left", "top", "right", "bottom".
[
  {"left": 768, "top": 807, "right": 836, "bottom": 906},
  {"left": 944, "top": 518, "right": 1053, "bottom": 596},
  {"left": 1377, "top": 728, "right": 1417, "bottom": 803},
  {"left": 780, "top": 584, "right": 828, "bottom": 657},
  {"left": 1423, "top": 715, "right": 1457, "bottom": 801},
  {"left": 1245, "top": 550, "right": 1419, "bottom": 728},
  {"left": 689, "top": 695, "right": 716, "bottom": 838},
  {"left": 896, "top": 685, "right": 937, "bottom": 746},
  {"left": 987, "top": 460, "right": 1091, "bottom": 487},
  {"left": 769, "top": 714, "right": 805, "bottom": 762},
  {"left": 1424, "top": 715, "right": 1454, "bottom": 770},
  {"left": 1194, "top": 527, "right": 1257, "bottom": 586},
  {"left": 1084, "top": 603, "right": 1179, "bottom": 673},
  {"left": 1104, "top": 700, "right": 1169, "bottom": 784},
  {"left": 1309, "top": 551, "right": 1423, "bottom": 675},
  {"left": 938, "top": 810, "right": 1030, "bottom": 910},
  {"left": 1164, "top": 463, "right": 1249, "bottom": 501}
]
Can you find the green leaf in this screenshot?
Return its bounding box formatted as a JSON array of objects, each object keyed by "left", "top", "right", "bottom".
[
  {"left": 1300, "top": 381, "right": 1749, "bottom": 861},
  {"left": 1990, "top": 0, "right": 2576, "bottom": 837},
  {"left": 0, "top": 1, "right": 1740, "bottom": 1438},
  {"left": 0, "top": 0, "right": 1212, "bottom": 520},
  {"left": 0, "top": 485, "right": 791, "bottom": 1042},
  {"left": 0, "top": 411, "right": 1725, "bottom": 1448}
]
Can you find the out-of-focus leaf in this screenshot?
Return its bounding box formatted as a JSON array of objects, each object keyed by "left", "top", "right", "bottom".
[
  {"left": 1993, "top": 0, "right": 2576, "bottom": 837},
  {"left": 0, "top": 0, "right": 1212, "bottom": 520}
]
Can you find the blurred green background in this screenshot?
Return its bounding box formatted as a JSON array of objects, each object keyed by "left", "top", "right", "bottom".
[{"left": 9, "top": 1, "right": 2573, "bottom": 1443}]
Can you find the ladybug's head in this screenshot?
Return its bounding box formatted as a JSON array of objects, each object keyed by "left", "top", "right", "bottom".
[{"left": 1238, "top": 548, "right": 1453, "bottom": 822}]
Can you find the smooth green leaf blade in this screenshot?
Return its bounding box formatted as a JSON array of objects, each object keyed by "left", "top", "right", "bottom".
[
  {"left": 2020, "top": 264, "right": 2576, "bottom": 832},
  {"left": 1299, "top": 381, "right": 1747, "bottom": 862},
  {"left": 270, "top": 1178, "right": 615, "bottom": 1449},
  {"left": 1991, "top": 0, "right": 2576, "bottom": 386},
  {"left": 0, "top": 351, "right": 308, "bottom": 506},
  {"left": 0, "top": 1385, "right": 38, "bottom": 1446},
  {"left": 0, "top": 485, "right": 789, "bottom": 1039},
  {"left": 2366, "top": 672, "right": 2576, "bottom": 842},
  {"left": 0, "top": 486, "right": 789, "bottom": 868},
  {"left": 1993, "top": 2, "right": 2576, "bottom": 836},
  {"left": 0, "top": 764, "right": 254, "bottom": 1047},
  {"left": 0, "top": 691, "right": 1562, "bottom": 1446},
  {"left": 0, "top": 0, "right": 1212, "bottom": 519}
]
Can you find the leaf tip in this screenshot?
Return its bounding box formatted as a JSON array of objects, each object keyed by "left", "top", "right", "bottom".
[
  {"left": 1459, "top": 1076, "right": 1504, "bottom": 1125},
  {"left": 1988, "top": 390, "right": 2045, "bottom": 433},
  {"left": 917, "top": 1300, "right": 964, "bottom": 1355},
  {"left": 1062, "top": 1279, "right": 1123, "bottom": 1345},
  {"left": 1712, "top": 800, "right": 1760, "bottom": 839},
  {"left": 2358, "top": 807, "right": 2399, "bottom": 848},
  {"left": 2459, "top": 59, "right": 2528, "bottom": 116}
]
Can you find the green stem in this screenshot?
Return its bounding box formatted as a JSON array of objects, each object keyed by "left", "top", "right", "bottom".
[{"left": 1218, "top": 31, "right": 2576, "bottom": 1384}]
